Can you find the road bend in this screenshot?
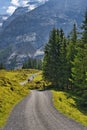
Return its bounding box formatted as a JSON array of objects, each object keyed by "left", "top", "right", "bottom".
[{"left": 3, "top": 90, "right": 87, "bottom": 130}]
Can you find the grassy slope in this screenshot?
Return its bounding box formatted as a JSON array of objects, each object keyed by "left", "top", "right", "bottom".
[
  {"left": 52, "top": 90, "right": 87, "bottom": 127},
  {"left": 0, "top": 69, "right": 39, "bottom": 128}
]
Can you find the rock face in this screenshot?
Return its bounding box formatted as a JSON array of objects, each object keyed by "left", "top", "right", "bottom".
[{"left": 0, "top": 0, "right": 87, "bottom": 68}]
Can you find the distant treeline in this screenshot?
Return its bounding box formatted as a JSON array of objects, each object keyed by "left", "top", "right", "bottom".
[
  {"left": 0, "top": 63, "right": 5, "bottom": 70},
  {"left": 22, "top": 58, "right": 42, "bottom": 70}
]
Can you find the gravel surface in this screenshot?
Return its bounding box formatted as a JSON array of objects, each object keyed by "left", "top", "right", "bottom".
[{"left": 2, "top": 90, "right": 87, "bottom": 130}]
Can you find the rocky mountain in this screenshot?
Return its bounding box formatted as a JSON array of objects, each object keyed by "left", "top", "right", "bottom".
[
  {"left": 0, "top": 0, "right": 87, "bottom": 68},
  {"left": 0, "top": 14, "right": 9, "bottom": 32},
  {"left": 2, "top": 0, "right": 43, "bottom": 29}
]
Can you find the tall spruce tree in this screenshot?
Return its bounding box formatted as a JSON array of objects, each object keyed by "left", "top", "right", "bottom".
[
  {"left": 43, "top": 28, "right": 68, "bottom": 88},
  {"left": 72, "top": 45, "right": 87, "bottom": 89},
  {"left": 43, "top": 28, "right": 61, "bottom": 85},
  {"left": 71, "top": 23, "right": 77, "bottom": 43},
  {"left": 59, "top": 36, "right": 68, "bottom": 88},
  {"left": 72, "top": 10, "right": 87, "bottom": 89},
  {"left": 66, "top": 23, "right": 77, "bottom": 88},
  {"left": 0, "top": 63, "right": 5, "bottom": 70},
  {"left": 22, "top": 58, "right": 42, "bottom": 70},
  {"left": 81, "top": 9, "right": 87, "bottom": 44}
]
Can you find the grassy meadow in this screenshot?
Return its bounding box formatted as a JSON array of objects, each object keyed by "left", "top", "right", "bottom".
[{"left": 0, "top": 69, "right": 39, "bottom": 128}]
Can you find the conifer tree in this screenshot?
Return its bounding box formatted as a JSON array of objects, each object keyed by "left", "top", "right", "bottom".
[
  {"left": 43, "top": 28, "right": 61, "bottom": 85},
  {"left": 72, "top": 44, "right": 87, "bottom": 89},
  {"left": 72, "top": 10, "right": 87, "bottom": 89},
  {"left": 22, "top": 58, "right": 42, "bottom": 70},
  {"left": 59, "top": 36, "right": 68, "bottom": 88},
  {"left": 0, "top": 63, "right": 5, "bottom": 70},
  {"left": 71, "top": 23, "right": 77, "bottom": 43},
  {"left": 66, "top": 23, "right": 77, "bottom": 88},
  {"left": 55, "top": 29, "right": 68, "bottom": 88},
  {"left": 81, "top": 9, "right": 87, "bottom": 44},
  {"left": 43, "top": 28, "right": 68, "bottom": 88}
]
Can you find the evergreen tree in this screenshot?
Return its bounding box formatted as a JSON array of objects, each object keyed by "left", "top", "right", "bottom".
[
  {"left": 59, "top": 36, "right": 68, "bottom": 88},
  {"left": 81, "top": 9, "right": 87, "bottom": 44},
  {"left": 66, "top": 23, "right": 77, "bottom": 88},
  {"left": 71, "top": 23, "right": 77, "bottom": 43},
  {"left": 72, "top": 10, "right": 87, "bottom": 89},
  {"left": 43, "top": 28, "right": 61, "bottom": 85},
  {"left": 43, "top": 28, "right": 68, "bottom": 88},
  {"left": 72, "top": 44, "right": 87, "bottom": 89},
  {"left": 22, "top": 58, "right": 42, "bottom": 70},
  {"left": 0, "top": 63, "right": 5, "bottom": 70}
]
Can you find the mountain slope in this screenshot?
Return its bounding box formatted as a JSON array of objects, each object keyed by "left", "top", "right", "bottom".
[
  {"left": 2, "top": 0, "right": 43, "bottom": 29},
  {"left": 0, "top": 0, "right": 87, "bottom": 68},
  {"left": 0, "top": 14, "right": 9, "bottom": 32}
]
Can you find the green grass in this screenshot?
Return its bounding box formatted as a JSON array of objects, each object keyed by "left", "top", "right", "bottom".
[
  {"left": 33, "top": 71, "right": 42, "bottom": 81},
  {"left": 52, "top": 90, "right": 87, "bottom": 127},
  {"left": 0, "top": 69, "right": 39, "bottom": 128}
]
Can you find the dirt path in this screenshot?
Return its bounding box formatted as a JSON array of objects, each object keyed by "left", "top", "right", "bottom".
[
  {"left": 3, "top": 90, "right": 87, "bottom": 130},
  {"left": 20, "top": 74, "right": 37, "bottom": 86}
]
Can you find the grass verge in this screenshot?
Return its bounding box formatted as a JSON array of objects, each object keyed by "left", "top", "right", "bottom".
[{"left": 52, "top": 90, "right": 87, "bottom": 127}]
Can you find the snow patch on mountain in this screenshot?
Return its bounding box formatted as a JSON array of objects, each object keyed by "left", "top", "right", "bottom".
[
  {"left": 0, "top": 15, "right": 9, "bottom": 27},
  {"left": 16, "top": 33, "right": 36, "bottom": 42},
  {"left": 2, "top": 16, "right": 8, "bottom": 20},
  {"left": 0, "top": 23, "right": 3, "bottom": 27},
  {"left": 34, "top": 49, "right": 44, "bottom": 57},
  {"left": 8, "top": 52, "right": 16, "bottom": 61}
]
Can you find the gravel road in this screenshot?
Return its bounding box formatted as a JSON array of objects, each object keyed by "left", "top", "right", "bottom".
[{"left": 2, "top": 90, "right": 87, "bottom": 130}]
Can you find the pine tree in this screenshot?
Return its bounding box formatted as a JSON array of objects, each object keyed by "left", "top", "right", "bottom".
[
  {"left": 0, "top": 63, "right": 5, "bottom": 70},
  {"left": 59, "top": 36, "right": 68, "bottom": 88},
  {"left": 43, "top": 28, "right": 61, "bottom": 85},
  {"left": 43, "top": 28, "right": 68, "bottom": 88},
  {"left": 55, "top": 28, "right": 68, "bottom": 88},
  {"left": 22, "top": 58, "right": 42, "bottom": 70},
  {"left": 81, "top": 9, "right": 87, "bottom": 44},
  {"left": 72, "top": 46, "right": 84, "bottom": 88},
  {"left": 71, "top": 23, "right": 77, "bottom": 43},
  {"left": 72, "top": 10, "right": 87, "bottom": 89},
  {"left": 66, "top": 23, "right": 77, "bottom": 89}
]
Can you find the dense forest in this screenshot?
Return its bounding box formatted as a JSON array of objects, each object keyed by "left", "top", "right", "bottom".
[{"left": 43, "top": 10, "right": 87, "bottom": 106}]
